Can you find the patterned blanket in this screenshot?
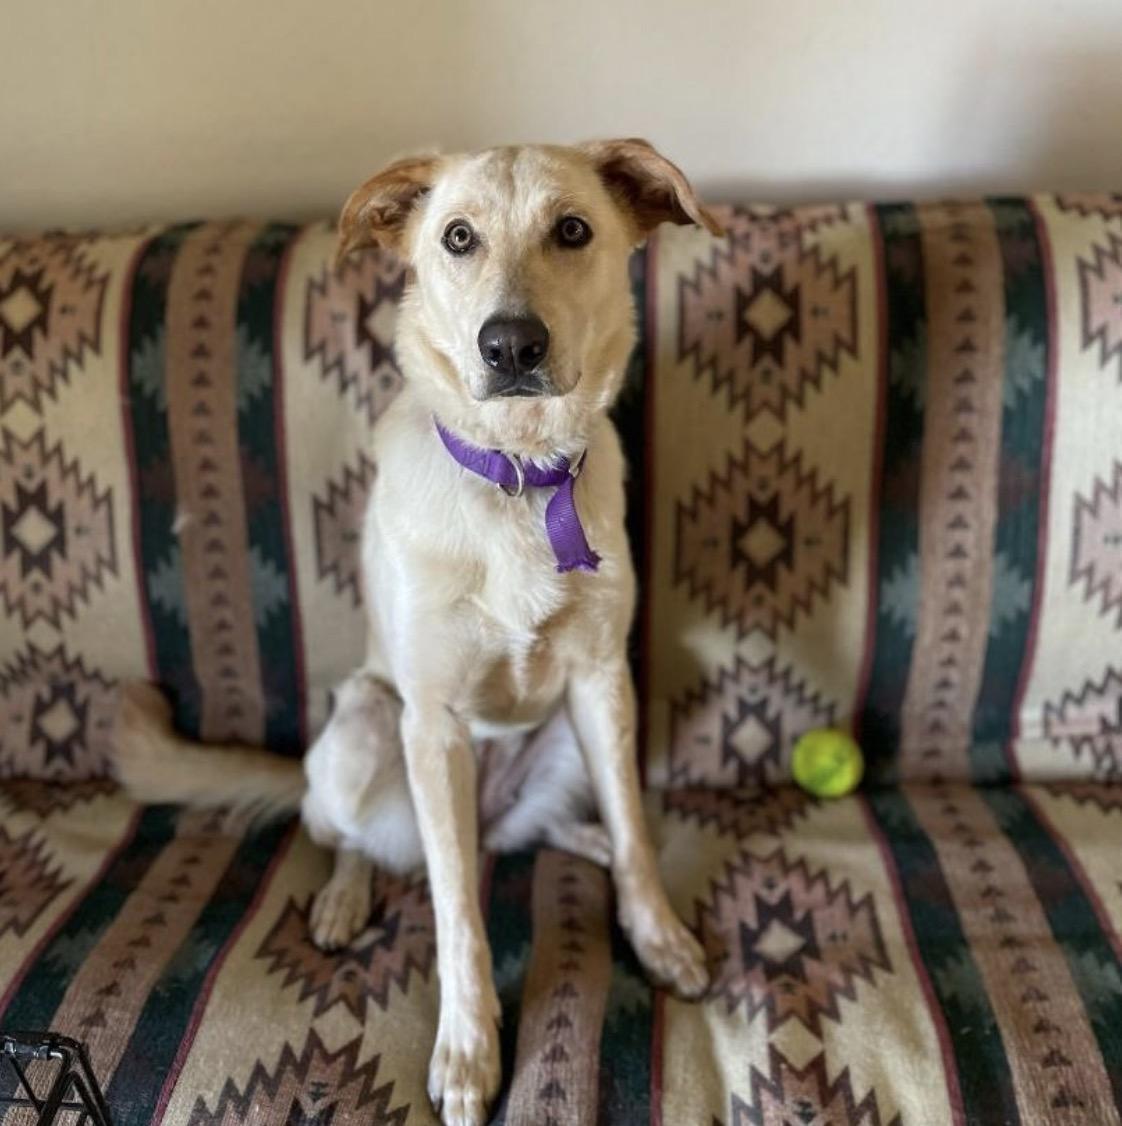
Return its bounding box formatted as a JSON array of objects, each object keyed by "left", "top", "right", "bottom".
[{"left": 1, "top": 196, "right": 1121, "bottom": 1122}]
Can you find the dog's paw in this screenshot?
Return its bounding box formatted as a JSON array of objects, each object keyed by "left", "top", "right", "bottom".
[
  {"left": 309, "top": 877, "right": 371, "bottom": 951},
  {"left": 544, "top": 820, "right": 612, "bottom": 868},
  {"left": 427, "top": 1008, "right": 501, "bottom": 1126},
  {"left": 622, "top": 901, "right": 710, "bottom": 1000}
]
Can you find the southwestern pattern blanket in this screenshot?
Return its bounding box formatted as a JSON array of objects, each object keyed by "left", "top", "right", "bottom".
[{"left": 0, "top": 196, "right": 1120, "bottom": 1123}]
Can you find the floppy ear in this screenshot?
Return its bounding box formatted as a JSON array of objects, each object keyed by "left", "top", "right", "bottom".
[
  {"left": 580, "top": 138, "right": 724, "bottom": 240},
  {"left": 335, "top": 154, "right": 442, "bottom": 266}
]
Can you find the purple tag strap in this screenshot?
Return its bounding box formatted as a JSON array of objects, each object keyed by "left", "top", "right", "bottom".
[
  {"left": 543, "top": 474, "right": 601, "bottom": 572},
  {"left": 435, "top": 420, "right": 601, "bottom": 573}
]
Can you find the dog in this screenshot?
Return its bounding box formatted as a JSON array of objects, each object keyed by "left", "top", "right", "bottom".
[{"left": 117, "top": 138, "right": 723, "bottom": 1126}]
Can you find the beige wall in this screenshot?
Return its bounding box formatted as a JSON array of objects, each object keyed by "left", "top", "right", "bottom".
[{"left": 5, "top": 0, "right": 1122, "bottom": 230}]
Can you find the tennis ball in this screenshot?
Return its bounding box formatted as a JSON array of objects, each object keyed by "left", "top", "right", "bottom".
[{"left": 792, "top": 728, "right": 864, "bottom": 798}]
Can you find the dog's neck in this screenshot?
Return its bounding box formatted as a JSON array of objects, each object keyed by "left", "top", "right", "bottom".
[
  {"left": 399, "top": 353, "right": 611, "bottom": 465},
  {"left": 426, "top": 396, "right": 595, "bottom": 463}
]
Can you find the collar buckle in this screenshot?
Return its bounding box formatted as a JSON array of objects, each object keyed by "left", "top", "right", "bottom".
[{"left": 497, "top": 452, "right": 525, "bottom": 498}]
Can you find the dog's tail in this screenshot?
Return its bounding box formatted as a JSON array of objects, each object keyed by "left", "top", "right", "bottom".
[{"left": 115, "top": 681, "right": 306, "bottom": 820}]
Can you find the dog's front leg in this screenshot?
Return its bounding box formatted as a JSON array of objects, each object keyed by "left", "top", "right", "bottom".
[
  {"left": 401, "top": 692, "right": 499, "bottom": 1126},
  {"left": 568, "top": 659, "right": 709, "bottom": 999}
]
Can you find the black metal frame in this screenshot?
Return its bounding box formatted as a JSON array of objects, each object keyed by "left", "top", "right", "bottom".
[{"left": 0, "top": 1033, "right": 112, "bottom": 1125}]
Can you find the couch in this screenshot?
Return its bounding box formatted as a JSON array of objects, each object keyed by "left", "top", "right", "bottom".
[{"left": 0, "top": 196, "right": 1120, "bottom": 1125}]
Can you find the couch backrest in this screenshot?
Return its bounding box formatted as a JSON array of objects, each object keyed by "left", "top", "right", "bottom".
[
  {"left": 1, "top": 197, "right": 1119, "bottom": 785},
  {"left": 0, "top": 221, "right": 379, "bottom": 776},
  {"left": 644, "top": 196, "right": 1122, "bottom": 788}
]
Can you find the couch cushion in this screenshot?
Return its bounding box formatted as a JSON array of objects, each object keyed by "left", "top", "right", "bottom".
[{"left": 1, "top": 781, "right": 1119, "bottom": 1123}]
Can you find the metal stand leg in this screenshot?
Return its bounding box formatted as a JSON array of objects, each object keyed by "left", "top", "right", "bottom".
[{"left": 0, "top": 1032, "right": 113, "bottom": 1126}]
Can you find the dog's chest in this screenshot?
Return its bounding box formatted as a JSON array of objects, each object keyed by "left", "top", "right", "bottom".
[
  {"left": 468, "top": 488, "right": 571, "bottom": 629},
  {"left": 460, "top": 496, "right": 577, "bottom": 723},
  {"left": 466, "top": 627, "right": 566, "bottom": 729}
]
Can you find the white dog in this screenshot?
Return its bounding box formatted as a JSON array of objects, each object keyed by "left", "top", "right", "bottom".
[{"left": 117, "top": 138, "right": 722, "bottom": 1126}]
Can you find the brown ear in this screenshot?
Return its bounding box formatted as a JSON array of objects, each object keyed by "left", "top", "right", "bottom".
[
  {"left": 580, "top": 138, "right": 724, "bottom": 240},
  {"left": 335, "top": 154, "right": 442, "bottom": 266}
]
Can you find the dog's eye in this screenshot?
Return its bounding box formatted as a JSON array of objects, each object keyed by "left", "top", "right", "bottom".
[
  {"left": 442, "top": 221, "right": 477, "bottom": 255},
  {"left": 556, "top": 216, "right": 592, "bottom": 248}
]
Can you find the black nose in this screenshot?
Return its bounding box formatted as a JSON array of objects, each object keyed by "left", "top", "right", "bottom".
[{"left": 477, "top": 315, "right": 550, "bottom": 379}]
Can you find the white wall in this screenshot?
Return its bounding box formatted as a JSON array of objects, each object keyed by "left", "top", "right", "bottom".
[{"left": 4, "top": 0, "right": 1122, "bottom": 230}]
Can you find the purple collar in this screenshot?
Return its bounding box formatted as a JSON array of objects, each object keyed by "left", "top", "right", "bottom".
[{"left": 435, "top": 420, "right": 601, "bottom": 573}]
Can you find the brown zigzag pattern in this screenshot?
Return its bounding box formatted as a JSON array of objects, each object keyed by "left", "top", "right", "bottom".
[
  {"left": 0, "top": 427, "right": 116, "bottom": 630},
  {"left": 669, "top": 654, "right": 836, "bottom": 787},
  {"left": 1055, "top": 193, "right": 1122, "bottom": 220},
  {"left": 696, "top": 846, "right": 891, "bottom": 1035},
  {"left": 0, "top": 643, "right": 118, "bottom": 779},
  {"left": 312, "top": 452, "right": 377, "bottom": 608},
  {"left": 662, "top": 786, "right": 811, "bottom": 841},
  {"left": 1044, "top": 780, "right": 1122, "bottom": 814},
  {"left": 1043, "top": 665, "right": 1122, "bottom": 778},
  {"left": 187, "top": 1030, "right": 407, "bottom": 1125},
  {"left": 0, "top": 237, "right": 108, "bottom": 413},
  {"left": 303, "top": 251, "right": 405, "bottom": 426},
  {"left": 718, "top": 203, "right": 852, "bottom": 245},
  {"left": 256, "top": 874, "right": 435, "bottom": 1020},
  {"left": 727, "top": 1045, "right": 901, "bottom": 1126},
  {"left": 0, "top": 777, "right": 117, "bottom": 818},
  {"left": 677, "top": 214, "right": 858, "bottom": 420},
  {"left": 0, "top": 823, "right": 72, "bottom": 938},
  {"left": 1078, "top": 229, "right": 1122, "bottom": 379},
  {"left": 1070, "top": 460, "right": 1122, "bottom": 626},
  {"left": 675, "top": 439, "right": 849, "bottom": 639}
]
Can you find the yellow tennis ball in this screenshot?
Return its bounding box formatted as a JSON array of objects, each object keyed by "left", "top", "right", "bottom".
[{"left": 792, "top": 728, "right": 864, "bottom": 798}]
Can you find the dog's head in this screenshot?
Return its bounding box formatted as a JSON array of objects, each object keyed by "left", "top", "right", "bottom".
[{"left": 337, "top": 140, "right": 721, "bottom": 447}]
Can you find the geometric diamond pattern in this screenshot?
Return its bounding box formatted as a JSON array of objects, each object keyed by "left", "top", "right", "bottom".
[
  {"left": 679, "top": 208, "right": 857, "bottom": 420},
  {"left": 676, "top": 440, "right": 849, "bottom": 638},
  {"left": 0, "top": 644, "right": 118, "bottom": 779},
  {"left": 670, "top": 656, "right": 835, "bottom": 787},
  {"left": 0, "top": 238, "right": 108, "bottom": 414},
  {"left": 698, "top": 848, "right": 891, "bottom": 1035},
  {"left": 257, "top": 872, "right": 435, "bottom": 1020},
  {"left": 0, "top": 427, "right": 116, "bottom": 629}
]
